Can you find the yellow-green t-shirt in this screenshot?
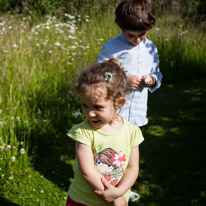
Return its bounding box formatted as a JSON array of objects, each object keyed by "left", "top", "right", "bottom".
[{"left": 67, "top": 118, "right": 144, "bottom": 206}]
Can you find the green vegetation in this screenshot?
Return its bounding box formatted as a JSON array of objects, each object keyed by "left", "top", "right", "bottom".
[{"left": 0, "top": 1, "right": 206, "bottom": 205}]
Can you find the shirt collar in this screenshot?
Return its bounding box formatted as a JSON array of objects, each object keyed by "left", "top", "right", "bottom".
[{"left": 120, "top": 32, "right": 146, "bottom": 47}]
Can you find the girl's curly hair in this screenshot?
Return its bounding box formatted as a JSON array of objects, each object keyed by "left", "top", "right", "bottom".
[{"left": 76, "top": 58, "right": 128, "bottom": 101}]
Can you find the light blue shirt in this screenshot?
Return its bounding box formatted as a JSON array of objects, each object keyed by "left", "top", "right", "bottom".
[{"left": 97, "top": 32, "right": 163, "bottom": 126}]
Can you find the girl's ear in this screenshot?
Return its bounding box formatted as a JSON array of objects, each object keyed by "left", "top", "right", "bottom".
[{"left": 115, "top": 97, "right": 126, "bottom": 110}]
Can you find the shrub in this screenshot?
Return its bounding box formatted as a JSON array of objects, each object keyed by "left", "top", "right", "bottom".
[{"left": 180, "top": 0, "right": 206, "bottom": 25}]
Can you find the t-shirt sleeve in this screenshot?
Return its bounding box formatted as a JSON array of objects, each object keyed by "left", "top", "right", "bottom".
[
  {"left": 67, "top": 123, "right": 93, "bottom": 147},
  {"left": 130, "top": 126, "right": 144, "bottom": 147}
]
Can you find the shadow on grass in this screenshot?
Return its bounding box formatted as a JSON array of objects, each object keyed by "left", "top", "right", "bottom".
[
  {"left": 0, "top": 198, "right": 20, "bottom": 206},
  {"left": 130, "top": 78, "right": 206, "bottom": 206},
  {"left": 26, "top": 81, "right": 84, "bottom": 192},
  {"left": 23, "top": 77, "right": 206, "bottom": 206}
]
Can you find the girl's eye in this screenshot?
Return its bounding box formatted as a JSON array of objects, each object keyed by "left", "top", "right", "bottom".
[{"left": 95, "top": 106, "right": 103, "bottom": 111}]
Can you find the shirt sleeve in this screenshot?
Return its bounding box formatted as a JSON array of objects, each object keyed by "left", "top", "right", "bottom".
[
  {"left": 67, "top": 123, "right": 93, "bottom": 147},
  {"left": 97, "top": 44, "right": 112, "bottom": 63},
  {"left": 149, "top": 46, "right": 163, "bottom": 93},
  {"left": 130, "top": 126, "right": 144, "bottom": 148}
]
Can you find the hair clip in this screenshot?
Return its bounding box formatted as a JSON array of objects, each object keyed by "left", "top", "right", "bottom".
[{"left": 104, "top": 72, "right": 118, "bottom": 82}]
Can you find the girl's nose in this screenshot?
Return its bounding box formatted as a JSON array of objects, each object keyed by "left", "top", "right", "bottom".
[{"left": 88, "top": 110, "right": 96, "bottom": 117}]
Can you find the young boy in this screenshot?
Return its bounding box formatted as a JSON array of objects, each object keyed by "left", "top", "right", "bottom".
[{"left": 97, "top": 0, "right": 163, "bottom": 201}]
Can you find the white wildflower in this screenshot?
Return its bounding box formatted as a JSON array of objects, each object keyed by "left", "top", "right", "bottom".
[
  {"left": 144, "top": 75, "right": 151, "bottom": 84},
  {"left": 104, "top": 72, "right": 113, "bottom": 82},
  {"left": 68, "top": 15, "right": 75, "bottom": 20},
  {"left": 72, "top": 109, "right": 81, "bottom": 119},
  {"left": 6, "top": 145, "right": 11, "bottom": 151},
  {"left": 20, "top": 148, "right": 25, "bottom": 154},
  {"left": 55, "top": 42, "right": 61, "bottom": 46},
  {"left": 68, "top": 35, "right": 76, "bottom": 39},
  {"left": 11, "top": 156, "right": 16, "bottom": 162}
]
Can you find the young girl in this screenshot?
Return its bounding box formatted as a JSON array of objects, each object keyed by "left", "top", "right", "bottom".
[{"left": 66, "top": 58, "right": 144, "bottom": 206}]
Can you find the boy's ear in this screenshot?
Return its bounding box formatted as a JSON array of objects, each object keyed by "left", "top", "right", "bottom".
[{"left": 115, "top": 97, "right": 126, "bottom": 109}]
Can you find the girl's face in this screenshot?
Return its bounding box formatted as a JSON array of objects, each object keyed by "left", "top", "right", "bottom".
[
  {"left": 123, "top": 30, "right": 148, "bottom": 46},
  {"left": 79, "top": 85, "right": 117, "bottom": 130}
]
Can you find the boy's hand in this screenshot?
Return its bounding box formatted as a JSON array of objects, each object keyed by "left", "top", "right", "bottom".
[
  {"left": 127, "top": 75, "right": 141, "bottom": 90},
  {"left": 141, "top": 75, "right": 156, "bottom": 88},
  {"left": 94, "top": 177, "right": 122, "bottom": 202}
]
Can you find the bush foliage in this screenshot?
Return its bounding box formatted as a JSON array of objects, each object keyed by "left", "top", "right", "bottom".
[
  {"left": 0, "top": 0, "right": 119, "bottom": 15},
  {"left": 180, "top": 0, "right": 206, "bottom": 24}
]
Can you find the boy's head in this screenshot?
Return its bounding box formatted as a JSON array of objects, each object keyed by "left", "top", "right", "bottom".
[{"left": 115, "top": 0, "right": 155, "bottom": 32}]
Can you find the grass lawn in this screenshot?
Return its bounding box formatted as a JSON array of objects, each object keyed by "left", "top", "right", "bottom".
[
  {"left": 131, "top": 78, "right": 206, "bottom": 206},
  {"left": 1, "top": 78, "right": 205, "bottom": 206}
]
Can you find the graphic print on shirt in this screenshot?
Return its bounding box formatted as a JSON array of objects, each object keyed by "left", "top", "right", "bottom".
[{"left": 95, "top": 148, "right": 126, "bottom": 185}]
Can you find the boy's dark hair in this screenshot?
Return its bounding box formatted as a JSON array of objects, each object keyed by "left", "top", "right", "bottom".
[
  {"left": 115, "top": 0, "right": 155, "bottom": 32},
  {"left": 76, "top": 58, "right": 128, "bottom": 101}
]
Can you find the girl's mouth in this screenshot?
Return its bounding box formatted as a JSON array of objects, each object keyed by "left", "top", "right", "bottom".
[{"left": 91, "top": 119, "right": 101, "bottom": 125}]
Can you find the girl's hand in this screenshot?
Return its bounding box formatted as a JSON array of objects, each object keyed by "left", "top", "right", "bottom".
[
  {"left": 113, "top": 196, "right": 128, "bottom": 206},
  {"left": 127, "top": 75, "right": 141, "bottom": 90},
  {"left": 140, "top": 75, "right": 156, "bottom": 88},
  {"left": 94, "top": 177, "right": 122, "bottom": 202}
]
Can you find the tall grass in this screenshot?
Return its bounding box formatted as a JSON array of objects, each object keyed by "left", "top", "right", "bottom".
[
  {"left": 148, "top": 15, "right": 206, "bottom": 82},
  {"left": 0, "top": 3, "right": 206, "bottom": 205},
  {"left": 0, "top": 7, "right": 120, "bottom": 185}
]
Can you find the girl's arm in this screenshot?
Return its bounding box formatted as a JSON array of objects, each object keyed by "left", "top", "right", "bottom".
[
  {"left": 115, "top": 145, "right": 139, "bottom": 194},
  {"left": 76, "top": 142, "right": 105, "bottom": 191},
  {"left": 95, "top": 146, "right": 140, "bottom": 202}
]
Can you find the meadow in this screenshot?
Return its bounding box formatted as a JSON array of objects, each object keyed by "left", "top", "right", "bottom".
[{"left": 0, "top": 1, "right": 206, "bottom": 206}]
